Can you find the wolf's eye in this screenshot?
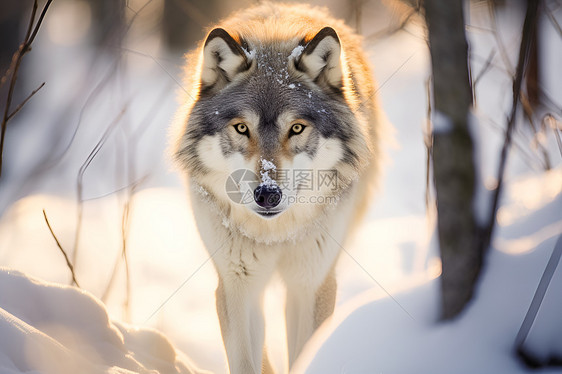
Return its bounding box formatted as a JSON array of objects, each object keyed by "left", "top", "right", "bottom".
[
  {"left": 234, "top": 123, "right": 249, "bottom": 137},
  {"left": 289, "top": 123, "right": 306, "bottom": 137}
]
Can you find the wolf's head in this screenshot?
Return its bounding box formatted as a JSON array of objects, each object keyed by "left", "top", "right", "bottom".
[{"left": 174, "top": 23, "right": 374, "bottom": 243}]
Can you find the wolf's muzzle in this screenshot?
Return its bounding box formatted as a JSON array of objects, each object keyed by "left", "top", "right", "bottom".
[{"left": 254, "top": 185, "right": 282, "bottom": 209}]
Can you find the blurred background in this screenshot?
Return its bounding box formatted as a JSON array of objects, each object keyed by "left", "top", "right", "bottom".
[{"left": 0, "top": 0, "right": 560, "bottom": 373}]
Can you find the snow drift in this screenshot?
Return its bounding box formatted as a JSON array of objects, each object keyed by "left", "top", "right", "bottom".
[{"left": 0, "top": 269, "right": 209, "bottom": 374}]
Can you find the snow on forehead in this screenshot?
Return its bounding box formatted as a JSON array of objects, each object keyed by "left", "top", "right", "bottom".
[{"left": 253, "top": 46, "right": 292, "bottom": 84}]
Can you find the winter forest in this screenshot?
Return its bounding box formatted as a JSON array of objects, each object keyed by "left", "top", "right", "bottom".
[{"left": 0, "top": 0, "right": 561, "bottom": 373}]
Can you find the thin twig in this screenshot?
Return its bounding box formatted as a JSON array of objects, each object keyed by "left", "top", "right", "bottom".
[
  {"left": 472, "top": 50, "right": 496, "bottom": 99},
  {"left": 124, "top": 0, "right": 155, "bottom": 36},
  {"left": 478, "top": 111, "right": 546, "bottom": 171},
  {"left": 27, "top": 0, "right": 54, "bottom": 46},
  {"left": 487, "top": 0, "right": 515, "bottom": 75},
  {"left": 72, "top": 106, "right": 128, "bottom": 265},
  {"left": 6, "top": 82, "right": 45, "bottom": 121},
  {"left": 43, "top": 209, "right": 81, "bottom": 288},
  {"left": 119, "top": 47, "right": 190, "bottom": 96},
  {"left": 118, "top": 101, "right": 135, "bottom": 321},
  {"left": 119, "top": 193, "right": 133, "bottom": 321},
  {"left": 485, "top": 0, "right": 540, "bottom": 248},
  {"left": 82, "top": 174, "right": 149, "bottom": 201},
  {"left": 22, "top": 1, "right": 38, "bottom": 50},
  {"left": 54, "top": 60, "right": 121, "bottom": 175},
  {"left": 467, "top": 45, "right": 475, "bottom": 107},
  {"left": 98, "top": 81, "right": 171, "bottom": 307},
  {"left": 100, "top": 169, "right": 146, "bottom": 305},
  {"left": 424, "top": 77, "right": 433, "bottom": 211},
  {"left": 0, "top": 0, "right": 53, "bottom": 178},
  {"left": 69, "top": 0, "right": 171, "bottom": 305},
  {"left": 470, "top": 50, "right": 510, "bottom": 77}
]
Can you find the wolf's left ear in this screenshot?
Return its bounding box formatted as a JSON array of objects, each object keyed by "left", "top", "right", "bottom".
[
  {"left": 201, "top": 28, "right": 250, "bottom": 92},
  {"left": 296, "top": 27, "right": 343, "bottom": 91}
]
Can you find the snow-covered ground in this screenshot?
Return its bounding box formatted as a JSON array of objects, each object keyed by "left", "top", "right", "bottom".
[
  {"left": 0, "top": 268, "right": 211, "bottom": 374},
  {"left": 0, "top": 0, "right": 561, "bottom": 373},
  {"left": 294, "top": 168, "right": 562, "bottom": 374}
]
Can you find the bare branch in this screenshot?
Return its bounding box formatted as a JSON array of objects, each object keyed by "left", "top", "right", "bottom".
[
  {"left": 478, "top": 111, "right": 546, "bottom": 171},
  {"left": 72, "top": 107, "right": 128, "bottom": 265},
  {"left": 120, "top": 47, "right": 190, "bottom": 96},
  {"left": 27, "top": 0, "right": 54, "bottom": 47},
  {"left": 23, "top": 0, "right": 39, "bottom": 44},
  {"left": 82, "top": 174, "right": 150, "bottom": 201},
  {"left": 485, "top": 0, "right": 540, "bottom": 248},
  {"left": 6, "top": 82, "right": 45, "bottom": 121},
  {"left": 0, "top": 0, "right": 54, "bottom": 178},
  {"left": 472, "top": 50, "right": 496, "bottom": 95},
  {"left": 424, "top": 77, "right": 433, "bottom": 211},
  {"left": 120, "top": 194, "right": 133, "bottom": 321},
  {"left": 487, "top": 0, "right": 515, "bottom": 75},
  {"left": 42, "top": 209, "right": 81, "bottom": 288}
]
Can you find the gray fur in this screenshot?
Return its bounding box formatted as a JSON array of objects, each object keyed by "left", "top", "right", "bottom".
[{"left": 179, "top": 43, "right": 362, "bottom": 172}]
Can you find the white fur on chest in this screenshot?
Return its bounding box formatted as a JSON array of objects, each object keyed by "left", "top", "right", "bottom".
[{"left": 190, "top": 185, "right": 356, "bottom": 288}]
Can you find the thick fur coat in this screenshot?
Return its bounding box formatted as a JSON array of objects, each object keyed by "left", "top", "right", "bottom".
[{"left": 171, "top": 3, "right": 383, "bottom": 373}]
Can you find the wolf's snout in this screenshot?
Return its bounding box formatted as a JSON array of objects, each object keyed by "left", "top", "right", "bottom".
[{"left": 254, "top": 185, "right": 282, "bottom": 209}]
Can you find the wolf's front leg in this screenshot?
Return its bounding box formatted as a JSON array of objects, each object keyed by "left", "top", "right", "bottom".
[
  {"left": 215, "top": 255, "right": 277, "bottom": 374},
  {"left": 283, "top": 268, "right": 337, "bottom": 368}
]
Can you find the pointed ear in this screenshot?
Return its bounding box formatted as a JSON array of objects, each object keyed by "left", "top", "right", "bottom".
[
  {"left": 295, "top": 27, "right": 343, "bottom": 91},
  {"left": 201, "top": 28, "right": 250, "bottom": 93}
]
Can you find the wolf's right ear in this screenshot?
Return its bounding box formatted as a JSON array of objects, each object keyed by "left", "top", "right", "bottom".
[
  {"left": 201, "top": 28, "right": 250, "bottom": 93},
  {"left": 295, "top": 27, "right": 343, "bottom": 91}
]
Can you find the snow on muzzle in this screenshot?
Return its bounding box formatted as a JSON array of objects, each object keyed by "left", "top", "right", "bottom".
[{"left": 224, "top": 159, "right": 282, "bottom": 209}]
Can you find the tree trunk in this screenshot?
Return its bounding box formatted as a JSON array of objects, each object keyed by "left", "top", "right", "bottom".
[{"left": 424, "top": 0, "right": 484, "bottom": 320}]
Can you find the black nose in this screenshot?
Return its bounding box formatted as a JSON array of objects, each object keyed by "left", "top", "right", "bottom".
[{"left": 254, "top": 184, "right": 282, "bottom": 208}]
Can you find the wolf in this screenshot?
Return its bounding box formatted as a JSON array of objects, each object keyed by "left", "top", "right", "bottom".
[{"left": 172, "top": 2, "right": 383, "bottom": 373}]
